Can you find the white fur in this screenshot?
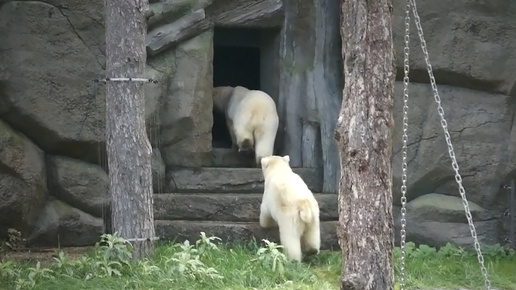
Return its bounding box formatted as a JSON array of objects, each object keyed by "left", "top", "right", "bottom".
[
  {"left": 259, "top": 155, "right": 321, "bottom": 262},
  {"left": 212, "top": 86, "right": 279, "bottom": 166}
]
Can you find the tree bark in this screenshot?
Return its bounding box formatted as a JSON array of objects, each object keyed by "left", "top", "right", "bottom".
[
  {"left": 105, "top": 0, "right": 155, "bottom": 259},
  {"left": 334, "top": 0, "right": 395, "bottom": 289}
]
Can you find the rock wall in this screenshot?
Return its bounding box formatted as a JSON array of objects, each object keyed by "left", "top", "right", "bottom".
[
  {"left": 0, "top": 0, "right": 515, "bottom": 248},
  {"left": 389, "top": 0, "right": 516, "bottom": 246}
]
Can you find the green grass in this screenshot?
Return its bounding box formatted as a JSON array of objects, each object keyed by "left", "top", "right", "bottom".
[{"left": 1, "top": 233, "right": 515, "bottom": 290}]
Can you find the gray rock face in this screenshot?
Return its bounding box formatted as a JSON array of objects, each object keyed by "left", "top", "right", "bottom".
[
  {"left": 47, "top": 155, "right": 109, "bottom": 218},
  {"left": 0, "top": 1, "right": 106, "bottom": 163},
  {"left": 151, "top": 148, "right": 166, "bottom": 192},
  {"left": 159, "top": 30, "right": 214, "bottom": 168},
  {"left": 392, "top": 0, "right": 516, "bottom": 96},
  {"left": 405, "top": 193, "right": 493, "bottom": 223},
  {"left": 0, "top": 120, "right": 47, "bottom": 236},
  {"left": 153, "top": 193, "right": 337, "bottom": 222},
  {"left": 28, "top": 199, "right": 104, "bottom": 247},
  {"left": 392, "top": 82, "right": 513, "bottom": 208},
  {"left": 0, "top": 1, "right": 164, "bottom": 164},
  {"left": 165, "top": 167, "right": 323, "bottom": 193},
  {"left": 393, "top": 193, "right": 499, "bottom": 249}
]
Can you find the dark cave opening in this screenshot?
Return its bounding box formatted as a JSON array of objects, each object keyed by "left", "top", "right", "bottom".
[{"left": 211, "top": 28, "right": 262, "bottom": 149}]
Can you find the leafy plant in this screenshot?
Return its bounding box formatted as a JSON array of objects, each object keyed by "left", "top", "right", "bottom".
[
  {"left": 0, "top": 260, "right": 20, "bottom": 279},
  {"left": 482, "top": 243, "right": 514, "bottom": 259},
  {"left": 94, "top": 232, "right": 133, "bottom": 264},
  {"left": 196, "top": 231, "right": 222, "bottom": 257},
  {"left": 436, "top": 242, "right": 465, "bottom": 258},
  {"left": 254, "top": 239, "right": 288, "bottom": 277},
  {"left": 162, "top": 239, "right": 224, "bottom": 282}
]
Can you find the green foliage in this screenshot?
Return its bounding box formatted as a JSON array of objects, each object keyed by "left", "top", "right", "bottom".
[
  {"left": 0, "top": 234, "right": 515, "bottom": 290},
  {"left": 161, "top": 237, "right": 224, "bottom": 282},
  {"left": 254, "top": 239, "right": 288, "bottom": 277},
  {"left": 394, "top": 242, "right": 516, "bottom": 289}
]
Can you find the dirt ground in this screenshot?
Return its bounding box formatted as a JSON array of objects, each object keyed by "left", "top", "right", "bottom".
[{"left": 0, "top": 246, "right": 95, "bottom": 267}]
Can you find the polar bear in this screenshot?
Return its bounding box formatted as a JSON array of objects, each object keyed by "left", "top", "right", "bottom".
[
  {"left": 259, "top": 155, "right": 321, "bottom": 262},
  {"left": 212, "top": 86, "right": 279, "bottom": 166}
]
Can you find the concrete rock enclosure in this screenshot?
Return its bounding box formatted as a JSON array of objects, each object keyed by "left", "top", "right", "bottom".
[
  {"left": 0, "top": 0, "right": 515, "bottom": 248},
  {"left": 390, "top": 0, "right": 516, "bottom": 246}
]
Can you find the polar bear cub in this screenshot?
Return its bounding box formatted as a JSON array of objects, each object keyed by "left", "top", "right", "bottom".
[
  {"left": 259, "top": 155, "right": 321, "bottom": 262},
  {"left": 212, "top": 86, "right": 279, "bottom": 166}
]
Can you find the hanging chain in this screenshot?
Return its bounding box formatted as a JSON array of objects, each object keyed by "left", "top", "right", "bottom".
[
  {"left": 398, "top": 0, "right": 411, "bottom": 289},
  {"left": 409, "top": 0, "right": 492, "bottom": 289}
]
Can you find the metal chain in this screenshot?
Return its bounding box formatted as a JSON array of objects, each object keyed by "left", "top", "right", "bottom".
[
  {"left": 409, "top": 0, "right": 492, "bottom": 289},
  {"left": 399, "top": 0, "right": 411, "bottom": 289}
]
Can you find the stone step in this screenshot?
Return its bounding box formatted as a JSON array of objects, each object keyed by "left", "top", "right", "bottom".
[
  {"left": 153, "top": 193, "right": 337, "bottom": 222},
  {"left": 209, "top": 148, "right": 255, "bottom": 168},
  {"left": 164, "top": 167, "right": 323, "bottom": 193},
  {"left": 155, "top": 220, "right": 339, "bottom": 250}
]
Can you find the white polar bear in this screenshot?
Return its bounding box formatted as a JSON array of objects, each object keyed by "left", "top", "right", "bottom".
[
  {"left": 259, "top": 155, "right": 321, "bottom": 262},
  {"left": 212, "top": 86, "right": 279, "bottom": 166}
]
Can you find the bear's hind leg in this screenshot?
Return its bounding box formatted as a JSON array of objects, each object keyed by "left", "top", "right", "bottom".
[
  {"left": 278, "top": 218, "right": 303, "bottom": 262},
  {"left": 259, "top": 203, "right": 277, "bottom": 228},
  {"left": 253, "top": 129, "right": 277, "bottom": 167},
  {"left": 225, "top": 118, "right": 239, "bottom": 150},
  {"left": 301, "top": 218, "right": 321, "bottom": 256},
  {"left": 233, "top": 124, "right": 254, "bottom": 152}
]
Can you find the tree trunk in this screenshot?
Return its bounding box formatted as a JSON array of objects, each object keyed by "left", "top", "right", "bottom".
[
  {"left": 105, "top": 0, "right": 155, "bottom": 259},
  {"left": 334, "top": 0, "right": 395, "bottom": 289}
]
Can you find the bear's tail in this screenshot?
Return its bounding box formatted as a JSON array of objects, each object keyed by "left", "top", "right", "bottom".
[
  {"left": 240, "top": 138, "right": 254, "bottom": 152},
  {"left": 298, "top": 199, "right": 313, "bottom": 224}
]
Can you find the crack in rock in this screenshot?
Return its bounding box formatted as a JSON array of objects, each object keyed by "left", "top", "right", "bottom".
[
  {"left": 450, "top": 120, "right": 505, "bottom": 133},
  {"left": 57, "top": 9, "right": 104, "bottom": 69}
]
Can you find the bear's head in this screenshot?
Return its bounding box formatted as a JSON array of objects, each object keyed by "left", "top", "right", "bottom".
[
  {"left": 260, "top": 155, "right": 290, "bottom": 176},
  {"left": 212, "top": 86, "right": 234, "bottom": 112}
]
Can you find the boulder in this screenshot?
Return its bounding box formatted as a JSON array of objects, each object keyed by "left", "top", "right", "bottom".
[
  {"left": 158, "top": 29, "right": 214, "bottom": 168},
  {"left": 399, "top": 219, "right": 499, "bottom": 250},
  {"left": 392, "top": 0, "right": 516, "bottom": 96},
  {"left": 0, "top": 1, "right": 106, "bottom": 163},
  {"left": 0, "top": 1, "right": 163, "bottom": 164},
  {"left": 28, "top": 199, "right": 104, "bottom": 247},
  {"left": 393, "top": 193, "right": 499, "bottom": 249},
  {"left": 405, "top": 193, "right": 493, "bottom": 223},
  {"left": 47, "top": 155, "right": 109, "bottom": 218},
  {"left": 46, "top": 150, "right": 167, "bottom": 217},
  {"left": 392, "top": 82, "right": 513, "bottom": 207},
  {"left": 0, "top": 120, "right": 47, "bottom": 237}
]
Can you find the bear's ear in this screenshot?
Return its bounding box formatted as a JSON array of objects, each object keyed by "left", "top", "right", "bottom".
[
  {"left": 282, "top": 155, "right": 290, "bottom": 163},
  {"left": 261, "top": 156, "right": 270, "bottom": 167}
]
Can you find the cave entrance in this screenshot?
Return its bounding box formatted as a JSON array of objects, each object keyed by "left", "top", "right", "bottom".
[{"left": 212, "top": 27, "right": 280, "bottom": 149}]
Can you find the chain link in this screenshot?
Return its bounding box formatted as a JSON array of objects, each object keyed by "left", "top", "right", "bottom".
[
  {"left": 398, "top": 0, "right": 411, "bottom": 289},
  {"left": 408, "top": 0, "right": 492, "bottom": 289}
]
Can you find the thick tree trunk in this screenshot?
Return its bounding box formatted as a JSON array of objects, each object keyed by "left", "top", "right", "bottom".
[
  {"left": 334, "top": 0, "right": 395, "bottom": 289},
  {"left": 105, "top": 0, "right": 155, "bottom": 259}
]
